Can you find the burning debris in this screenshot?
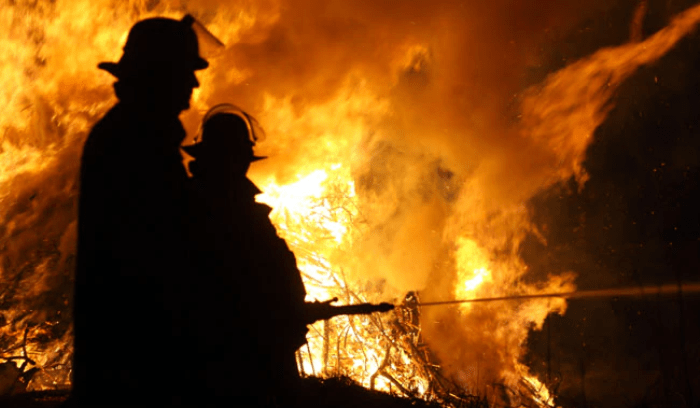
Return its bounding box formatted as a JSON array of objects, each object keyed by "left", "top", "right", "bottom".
[{"left": 0, "top": 328, "right": 38, "bottom": 395}]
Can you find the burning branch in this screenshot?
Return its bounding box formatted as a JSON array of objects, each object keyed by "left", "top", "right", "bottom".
[{"left": 0, "top": 327, "right": 39, "bottom": 396}]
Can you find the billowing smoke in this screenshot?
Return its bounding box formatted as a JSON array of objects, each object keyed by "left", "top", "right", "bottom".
[{"left": 191, "top": 0, "right": 610, "bottom": 394}]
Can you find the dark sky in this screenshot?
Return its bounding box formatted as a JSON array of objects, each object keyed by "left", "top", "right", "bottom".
[{"left": 522, "top": 1, "right": 700, "bottom": 406}]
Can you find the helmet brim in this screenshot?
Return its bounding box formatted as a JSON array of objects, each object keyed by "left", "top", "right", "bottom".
[
  {"left": 181, "top": 143, "right": 267, "bottom": 162},
  {"left": 98, "top": 57, "right": 209, "bottom": 78},
  {"left": 97, "top": 62, "right": 121, "bottom": 77}
]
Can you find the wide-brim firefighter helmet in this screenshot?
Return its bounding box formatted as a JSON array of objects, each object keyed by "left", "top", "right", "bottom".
[
  {"left": 182, "top": 103, "right": 267, "bottom": 163},
  {"left": 98, "top": 15, "right": 209, "bottom": 79}
]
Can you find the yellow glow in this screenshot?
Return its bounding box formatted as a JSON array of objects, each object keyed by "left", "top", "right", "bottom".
[
  {"left": 463, "top": 267, "right": 490, "bottom": 292},
  {"left": 257, "top": 169, "right": 355, "bottom": 244},
  {"left": 454, "top": 237, "right": 493, "bottom": 306},
  {"left": 520, "top": 371, "right": 558, "bottom": 408}
]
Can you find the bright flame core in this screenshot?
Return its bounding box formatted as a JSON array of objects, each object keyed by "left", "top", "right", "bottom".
[{"left": 455, "top": 239, "right": 492, "bottom": 292}]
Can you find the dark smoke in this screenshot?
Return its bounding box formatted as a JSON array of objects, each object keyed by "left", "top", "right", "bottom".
[{"left": 522, "top": 1, "right": 700, "bottom": 407}]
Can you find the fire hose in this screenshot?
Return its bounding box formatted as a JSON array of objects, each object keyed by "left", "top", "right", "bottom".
[{"left": 310, "top": 283, "right": 700, "bottom": 315}]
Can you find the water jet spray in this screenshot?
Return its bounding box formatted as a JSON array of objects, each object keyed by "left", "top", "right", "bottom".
[{"left": 418, "top": 283, "right": 700, "bottom": 307}]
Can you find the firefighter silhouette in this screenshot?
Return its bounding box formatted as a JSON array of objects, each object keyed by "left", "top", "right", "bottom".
[
  {"left": 73, "top": 15, "right": 208, "bottom": 405},
  {"left": 184, "top": 105, "right": 307, "bottom": 405},
  {"left": 183, "top": 104, "right": 394, "bottom": 406}
]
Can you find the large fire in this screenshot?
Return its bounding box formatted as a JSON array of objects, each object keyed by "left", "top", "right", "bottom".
[{"left": 2, "top": 0, "right": 700, "bottom": 405}]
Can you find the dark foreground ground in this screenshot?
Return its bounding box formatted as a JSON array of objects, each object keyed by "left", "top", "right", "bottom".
[{"left": 0, "top": 376, "right": 470, "bottom": 408}]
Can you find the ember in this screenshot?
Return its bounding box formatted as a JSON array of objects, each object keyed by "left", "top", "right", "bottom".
[{"left": 2, "top": 1, "right": 700, "bottom": 407}]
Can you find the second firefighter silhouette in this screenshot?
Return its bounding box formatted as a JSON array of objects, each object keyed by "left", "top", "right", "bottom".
[
  {"left": 184, "top": 105, "right": 394, "bottom": 403},
  {"left": 184, "top": 105, "right": 306, "bottom": 402}
]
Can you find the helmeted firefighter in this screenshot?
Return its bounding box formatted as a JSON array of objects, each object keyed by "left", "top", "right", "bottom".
[
  {"left": 183, "top": 105, "right": 308, "bottom": 405},
  {"left": 183, "top": 104, "right": 395, "bottom": 406},
  {"left": 73, "top": 15, "right": 208, "bottom": 405}
]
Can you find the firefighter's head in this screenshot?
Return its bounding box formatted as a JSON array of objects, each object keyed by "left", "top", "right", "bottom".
[
  {"left": 99, "top": 15, "right": 209, "bottom": 113},
  {"left": 184, "top": 104, "right": 266, "bottom": 178}
]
